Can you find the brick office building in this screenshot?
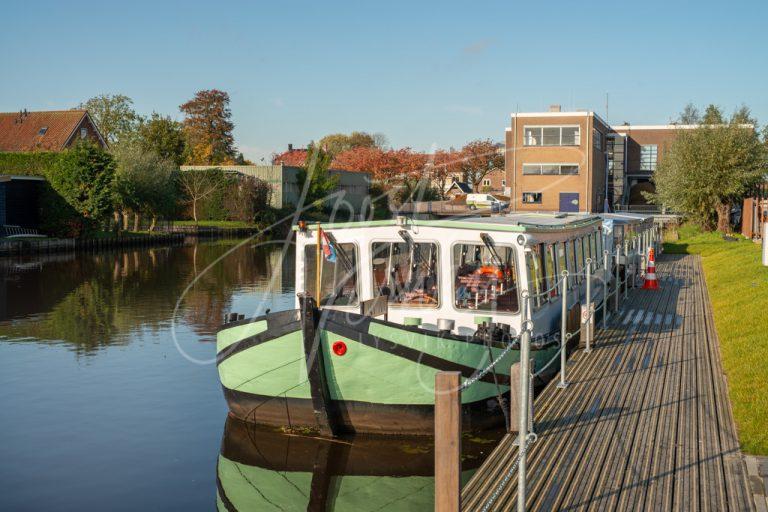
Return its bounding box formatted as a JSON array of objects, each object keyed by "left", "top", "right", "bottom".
[{"left": 505, "top": 105, "right": 705, "bottom": 213}]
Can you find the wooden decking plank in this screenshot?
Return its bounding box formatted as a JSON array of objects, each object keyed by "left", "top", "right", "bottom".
[
  {"left": 460, "top": 255, "right": 753, "bottom": 512},
  {"left": 613, "top": 258, "right": 688, "bottom": 511},
  {"left": 508, "top": 290, "right": 661, "bottom": 510},
  {"left": 586, "top": 259, "right": 686, "bottom": 511},
  {"left": 697, "top": 258, "right": 753, "bottom": 511},
  {"left": 541, "top": 267, "right": 680, "bottom": 511},
  {"left": 628, "top": 258, "right": 694, "bottom": 511},
  {"left": 503, "top": 267, "right": 672, "bottom": 510},
  {"left": 462, "top": 293, "right": 634, "bottom": 509},
  {"left": 692, "top": 259, "right": 725, "bottom": 512},
  {"left": 645, "top": 256, "right": 693, "bottom": 510}
]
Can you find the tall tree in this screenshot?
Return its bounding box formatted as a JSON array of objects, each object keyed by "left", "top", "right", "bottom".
[
  {"left": 137, "top": 113, "right": 186, "bottom": 166},
  {"left": 651, "top": 123, "right": 765, "bottom": 232},
  {"left": 731, "top": 104, "right": 757, "bottom": 126},
  {"left": 677, "top": 103, "right": 701, "bottom": 124},
  {"left": 430, "top": 149, "right": 463, "bottom": 198},
  {"left": 702, "top": 104, "right": 725, "bottom": 125},
  {"left": 460, "top": 139, "right": 504, "bottom": 191},
  {"left": 113, "top": 143, "right": 178, "bottom": 230},
  {"left": 296, "top": 144, "right": 338, "bottom": 211},
  {"left": 49, "top": 142, "right": 116, "bottom": 225},
  {"left": 318, "top": 131, "right": 377, "bottom": 156},
  {"left": 179, "top": 89, "right": 237, "bottom": 165},
  {"left": 79, "top": 94, "right": 138, "bottom": 144}
]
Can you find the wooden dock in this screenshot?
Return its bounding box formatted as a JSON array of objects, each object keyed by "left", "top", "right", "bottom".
[{"left": 461, "top": 254, "right": 754, "bottom": 511}]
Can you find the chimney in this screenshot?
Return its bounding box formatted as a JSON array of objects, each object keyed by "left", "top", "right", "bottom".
[
  {"left": 288, "top": 143, "right": 293, "bottom": 152},
  {"left": 548, "top": 104, "right": 561, "bottom": 113}
]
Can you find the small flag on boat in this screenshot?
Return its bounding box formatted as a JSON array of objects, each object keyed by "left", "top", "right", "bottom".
[{"left": 320, "top": 229, "right": 337, "bottom": 263}]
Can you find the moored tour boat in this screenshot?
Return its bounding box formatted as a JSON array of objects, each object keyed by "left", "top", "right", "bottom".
[{"left": 216, "top": 213, "right": 609, "bottom": 436}]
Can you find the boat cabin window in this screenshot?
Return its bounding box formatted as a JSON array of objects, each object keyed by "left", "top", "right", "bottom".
[
  {"left": 544, "top": 244, "right": 559, "bottom": 297},
  {"left": 371, "top": 241, "right": 439, "bottom": 307},
  {"left": 573, "top": 238, "right": 584, "bottom": 282},
  {"left": 526, "top": 245, "right": 549, "bottom": 308},
  {"left": 304, "top": 243, "right": 359, "bottom": 306},
  {"left": 596, "top": 230, "right": 603, "bottom": 261},
  {"left": 452, "top": 243, "right": 518, "bottom": 313},
  {"left": 556, "top": 241, "right": 571, "bottom": 290}
]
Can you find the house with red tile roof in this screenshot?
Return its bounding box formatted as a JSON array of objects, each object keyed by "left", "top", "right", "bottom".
[{"left": 0, "top": 109, "right": 107, "bottom": 152}]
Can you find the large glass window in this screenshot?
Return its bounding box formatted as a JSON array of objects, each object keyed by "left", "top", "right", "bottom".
[
  {"left": 371, "top": 242, "right": 439, "bottom": 307},
  {"left": 522, "top": 163, "right": 580, "bottom": 176},
  {"left": 523, "top": 126, "right": 581, "bottom": 146},
  {"left": 304, "top": 243, "right": 359, "bottom": 306},
  {"left": 640, "top": 145, "right": 658, "bottom": 172},
  {"left": 453, "top": 243, "right": 518, "bottom": 313}
]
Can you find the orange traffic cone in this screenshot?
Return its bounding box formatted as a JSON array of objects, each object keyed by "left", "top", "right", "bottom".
[{"left": 642, "top": 248, "right": 660, "bottom": 290}]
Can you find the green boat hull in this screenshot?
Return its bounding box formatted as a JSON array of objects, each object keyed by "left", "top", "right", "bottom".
[{"left": 216, "top": 307, "right": 560, "bottom": 435}]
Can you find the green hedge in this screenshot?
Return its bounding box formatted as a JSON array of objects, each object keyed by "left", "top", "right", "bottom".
[
  {"left": 0, "top": 151, "right": 92, "bottom": 237},
  {"left": 0, "top": 152, "right": 61, "bottom": 177}
]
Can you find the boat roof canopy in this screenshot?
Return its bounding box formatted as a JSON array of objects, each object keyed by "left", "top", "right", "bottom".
[
  {"left": 295, "top": 213, "right": 601, "bottom": 234},
  {"left": 599, "top": 213, "right": 655, "bottom": 224}
]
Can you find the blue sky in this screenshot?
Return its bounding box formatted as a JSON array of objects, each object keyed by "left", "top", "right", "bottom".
[{"left": 2, "top": 0, "right": 766, "bottom": 161}]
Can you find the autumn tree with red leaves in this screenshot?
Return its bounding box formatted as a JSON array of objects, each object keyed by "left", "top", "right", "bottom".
[
  {"left": 331, "top": 147, "right": 427, "bottom": 181},
  {"left": 180, "top": 89, "right": 237, "bottom": 165},
  {"left": 460, "top": 139, "right": 504, "bottom": 192}
]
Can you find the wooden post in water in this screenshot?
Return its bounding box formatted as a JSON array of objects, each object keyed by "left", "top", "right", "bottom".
[
  {"left": 315, "top": 222, "right": 322, "bottom": 303},
  {"left": 435, "top": 371, "right": 461, "bottom": 512}
]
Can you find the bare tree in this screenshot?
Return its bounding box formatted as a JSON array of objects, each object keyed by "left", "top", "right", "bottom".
[{"left": 178, "top": 169, "right": 225, "bottom": 222}]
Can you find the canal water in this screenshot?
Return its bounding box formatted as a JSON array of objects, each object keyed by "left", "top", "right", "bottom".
[{"left": 0, "top": 239, "right": 501, "bottom": 511}]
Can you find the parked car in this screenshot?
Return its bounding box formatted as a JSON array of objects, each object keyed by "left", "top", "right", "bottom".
[{"left": 466, "top": 194, "right": 509, "bottom": 211}]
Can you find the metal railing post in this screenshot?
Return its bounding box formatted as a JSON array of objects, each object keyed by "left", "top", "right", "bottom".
[
  {"left": 614, "top": 250, "right": 620, "bottom": 313},
  {"left": 557, "top": 271, "right": 569, "bottom": 389},
  {"left": 585, "top": 258, "right": 592, "bottom": 353},
  {"left": 517, "top": 292, "right": 532, "bottom": 512},
  {"left": 624, "top": 243, "right": 629, "bottom": 299},
  {"left": 602, "top": 250, "right": 609, "bottom": 329}
]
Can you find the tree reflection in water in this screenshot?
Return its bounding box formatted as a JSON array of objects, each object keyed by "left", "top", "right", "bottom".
[{"left": 0, "top": 240, "right": 295, "bottom": 354}]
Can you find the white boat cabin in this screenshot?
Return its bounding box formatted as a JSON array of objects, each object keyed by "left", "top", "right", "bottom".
[{"left": 294, "top": 213, "right": 608, "bottom": 337}]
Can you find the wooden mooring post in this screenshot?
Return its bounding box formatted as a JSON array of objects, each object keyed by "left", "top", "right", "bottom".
[{"left": 435, "top": 371, "right": 462, "bottom": 512}]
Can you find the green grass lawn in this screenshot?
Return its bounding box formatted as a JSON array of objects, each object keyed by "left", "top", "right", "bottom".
[
  {"left": 665, "top": 225, "right": 768, "bottom": 455},
  {"left": 171, "top": 220, "right": 257, "bottom": 228}
]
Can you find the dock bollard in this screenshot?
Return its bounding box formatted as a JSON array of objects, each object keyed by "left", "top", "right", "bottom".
[
  {"left": 557, "top": 271, "right": 569, "bottom": 389},
  {"left": 434, "top": 371, "right": 461, "bottom": 512}
]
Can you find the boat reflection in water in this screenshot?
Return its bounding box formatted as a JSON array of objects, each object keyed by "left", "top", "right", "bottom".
[{"left": 216, "top": 417, "right": 498, "bottom": 511}]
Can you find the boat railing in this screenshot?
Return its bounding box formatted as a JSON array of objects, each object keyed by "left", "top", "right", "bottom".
[{"left": 435, "top": 234, "right": 667, "bottom": 511}]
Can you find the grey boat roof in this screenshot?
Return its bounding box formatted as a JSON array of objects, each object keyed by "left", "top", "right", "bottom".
[
  {"left": 599, "top": 212, "right": 655, "bottom": 224},
  {"left": 297, "top": 212, "right": 601, "bottom": 234}
]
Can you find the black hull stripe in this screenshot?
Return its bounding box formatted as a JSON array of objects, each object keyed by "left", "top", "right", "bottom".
[
  {"left": 222, "top": 386, "right": 506, "bottom": 435},
  {"left": 320, "top": 316, "right": 512, "bottom": 387}
]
